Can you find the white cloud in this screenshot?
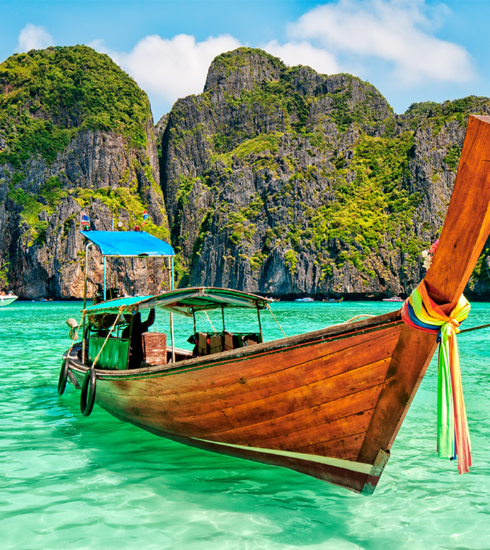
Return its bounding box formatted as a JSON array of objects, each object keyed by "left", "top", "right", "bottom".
[
  {"left": 262, "top": 40, "right": 339, "bottom": 75},
  {"left": 288, "top": 0, "right": 474, "bottom": 85},
  {"left": 92, "top": 33, "right": 242, "bottom": 105},
  {"left": 17, "top": 23, "right": 53, "bottom": 52},
  {"left": 91, "top": 33, "right": 342, "bottom": 118}
]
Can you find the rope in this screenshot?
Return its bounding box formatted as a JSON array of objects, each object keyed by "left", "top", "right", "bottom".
[
  {"left": 402, "top": 280, "right": 471, "bottom": 474},
  {"left": 459, "top": 322, "right": 490, "bottom": 334},
  {"left": 266, "top": 304, "right": 287, "bottom": 337},
  {"left": 344, "top": 314, "right": 375, "bottom": 323},
  {"left": 91, "top": 308, "right": 124, "bottom": 370},
  {"left": 204, "top": 311, "right": 216, "bottom": 332}
]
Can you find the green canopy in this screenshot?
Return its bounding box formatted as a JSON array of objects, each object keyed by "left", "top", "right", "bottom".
[{"left": 84, "top": 287, "right": 271, "bottom": 317}]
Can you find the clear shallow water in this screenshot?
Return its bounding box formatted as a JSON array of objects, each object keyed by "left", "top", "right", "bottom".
[{"left": 1, "top": 300, "right": 490, "bottom": 550}]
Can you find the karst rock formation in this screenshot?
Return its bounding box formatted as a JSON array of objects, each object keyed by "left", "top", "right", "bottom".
[{"left": 1, "top": 46, "right": 490, "bottom": 299}]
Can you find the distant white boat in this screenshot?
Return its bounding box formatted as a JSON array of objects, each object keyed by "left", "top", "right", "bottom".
[
  {"left": 382, "top": 296, "right": 404, "bottom": 302},
  {"left": 294, "top": 297, "right": 315, "bottom": 303},
  {"left": 0, "top": 294, "right": 18, "bottom": 307}
]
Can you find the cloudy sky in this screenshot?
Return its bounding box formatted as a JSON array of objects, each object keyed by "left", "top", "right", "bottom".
[{"left": 0, "top": 0, "right": 488, "bottom": 121}]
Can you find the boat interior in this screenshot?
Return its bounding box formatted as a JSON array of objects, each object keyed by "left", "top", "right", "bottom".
[{"left": 79, "top": 287, "right": 271, "bottom": 371}]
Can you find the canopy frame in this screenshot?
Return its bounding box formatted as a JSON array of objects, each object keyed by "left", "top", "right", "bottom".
[
  {"left": 80, "top": 230, "right": 176, "bottom": 364},
  {"left": 83, "top": 287, "right": 271, "bottom": 317}
]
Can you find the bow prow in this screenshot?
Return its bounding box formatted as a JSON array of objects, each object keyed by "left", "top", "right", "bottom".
[
  {"left": 358, "top": 115, "right": 490, "bottom": 468},
  {"left": 425, "top": 115, "right": 490, "bottom": 312}
]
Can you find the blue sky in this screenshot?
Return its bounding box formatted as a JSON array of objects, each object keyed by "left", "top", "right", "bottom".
[{"left": 1, "top": 1, "right": 489, "bottom": 121}]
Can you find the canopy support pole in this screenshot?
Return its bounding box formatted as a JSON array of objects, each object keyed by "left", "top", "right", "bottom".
[
  {"left": 221, "top": 306, "right": 226, "bottom": 332},
  {"left": 103, "top": 257, "right": 107, "bottom": 302},
  {"left": 82, "top": 243, "right": 94, "bottom": 365},
  {"left": 257, "top": 306, "right": 263, "bottom": 343},
  {"left": 170, "top": 256, "right": 175, "bottom": 363}
]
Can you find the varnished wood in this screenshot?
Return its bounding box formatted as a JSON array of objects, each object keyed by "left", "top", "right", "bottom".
[
  {"left": 425, "top": 115, "right": 490, "bottom": 311},
  {"left": 64, "top": 116, "right": 490, "bottom": 494},
  {"left": 357, "top": 326, "right": 437, "bottom": 463}
]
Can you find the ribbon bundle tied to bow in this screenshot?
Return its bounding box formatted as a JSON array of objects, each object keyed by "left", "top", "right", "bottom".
[{"left": 401, "top": 280, "right": 472, "bottom": 474}]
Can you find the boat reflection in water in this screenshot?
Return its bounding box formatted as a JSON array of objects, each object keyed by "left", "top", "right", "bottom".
[{"left": 60, "top": 116, "right": 490, "bottom": 494}]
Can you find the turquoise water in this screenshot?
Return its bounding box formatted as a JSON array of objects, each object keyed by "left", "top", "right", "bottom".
[{"left": 2, "top": 300, "right": 490, "bottom": 549}]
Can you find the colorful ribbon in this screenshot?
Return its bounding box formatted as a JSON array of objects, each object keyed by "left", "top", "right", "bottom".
[{"left": 401, "top": 281, "right": 472, "bottom": 474}]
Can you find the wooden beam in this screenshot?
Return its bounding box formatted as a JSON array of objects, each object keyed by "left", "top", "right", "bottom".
[{"left": 425, "top": 115, "right": 490, "bottom": 311}]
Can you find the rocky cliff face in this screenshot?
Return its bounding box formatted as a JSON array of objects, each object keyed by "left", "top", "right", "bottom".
[
  {"left": 0, "top": 46, "right": 171, "bottom": 299},
  {"left": 2, "top": 46, "right": 490, "bottom": 300},
  {"left": 160, "top": 48, "right": 490, "bottom": 299}
]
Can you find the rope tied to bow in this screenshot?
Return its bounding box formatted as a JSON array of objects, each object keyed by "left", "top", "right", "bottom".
[{"left": 401, "top": 280, "right": 472, "bottom": 474}]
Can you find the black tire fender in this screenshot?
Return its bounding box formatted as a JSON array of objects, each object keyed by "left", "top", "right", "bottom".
[
  {"left": 81, "top": 368, "right": 96, "bottom": 417},
  {"left": 58, "top": 357, "right": 69, "bottom": 396}
]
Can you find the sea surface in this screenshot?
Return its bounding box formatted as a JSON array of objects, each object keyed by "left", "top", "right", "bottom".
[{"left": 2, "top": 300, "right": 490, "bottom": 550}]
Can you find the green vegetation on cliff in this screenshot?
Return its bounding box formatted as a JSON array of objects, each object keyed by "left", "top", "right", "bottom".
[
  {"left": 0, "top": 45, "right": 151, "bottom": 167},
  {"left": 165, "top": 48, "right": 490, "bottom": 295},
  {"left": 0, "top": 262, "right": 9, "bottom": 290}
]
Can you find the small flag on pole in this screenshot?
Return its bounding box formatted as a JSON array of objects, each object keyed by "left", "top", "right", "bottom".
[
  {"left": 142, "top": 211, "right": 149, "bottom": 225},
  {"left": 81, "top": 212, "right": 90, "bottom": 230}
]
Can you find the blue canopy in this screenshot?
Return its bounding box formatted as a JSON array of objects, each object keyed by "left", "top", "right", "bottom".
[{"left": 80, "top": 231, "right": 174, "bottom": 257}]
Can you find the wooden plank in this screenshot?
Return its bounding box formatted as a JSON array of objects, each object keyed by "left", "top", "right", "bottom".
[
  {"left": 96, "top": 327, "right": 398, "bottom": 433},
  {"left": 255, "top": 409, "right": 374, "bottom": 451},
  {"left": 182, "top": 361, "right": 389, "bottom": 436},
  {"left": 213, "top": 383, "right": 384, "bottom": 448},
  {"left": 114, "top": 326, "right": 401, "bottom": 419},
  {"left": 299, "top": 432, "right": 366, "bottom": 461},
  {"left": 142, "top": 332, "right": 167, "bottom": 365},
  {"left": 95, "top": 358, "right": 387, "bottom": 441},
  {"left": 95, "top": 367, "right": 383, "bottom": 448}
]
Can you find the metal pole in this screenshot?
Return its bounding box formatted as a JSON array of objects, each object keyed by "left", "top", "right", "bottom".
[
  {"left": 170, "top": 256, "right": 175, "bottom": 363},
  {"left": 221, "top": 306, "right": 225, "bottom": 332},
  {"left": 82, "top": 243, "right": 92, "bottom": 365},
  {"left": 257, "top": 306, "right": 263, "bottom": 343},
  {"left": 103, "top": 256, "right": 107, "bottom": 302}
]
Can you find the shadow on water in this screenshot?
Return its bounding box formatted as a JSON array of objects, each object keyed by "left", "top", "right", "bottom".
[{"left": 2, "top": 301, "right": 490, "bottom": 549}]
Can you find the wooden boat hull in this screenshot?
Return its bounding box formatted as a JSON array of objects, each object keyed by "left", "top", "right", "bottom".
[{"left": 67, "top": 310, "right": 436, "bottom": 493}]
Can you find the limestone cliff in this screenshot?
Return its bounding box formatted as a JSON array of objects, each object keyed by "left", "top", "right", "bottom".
[
  {"left": 2, "top": 46, "right": 490, "bottom": 301},
  {"left": 0, "top": 46, "right": 171, "bottom": 298},
  {"left": 160, "top": 48, "right": 490, "bottom": 299}
]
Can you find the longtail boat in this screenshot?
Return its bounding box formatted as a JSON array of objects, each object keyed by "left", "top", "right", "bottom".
[{"left": 60, "top": 115, "right": 490, "bottom": 494}]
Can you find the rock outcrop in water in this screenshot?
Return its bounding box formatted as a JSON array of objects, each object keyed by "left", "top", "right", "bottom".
[
  {"left": 2, "top": 46, "right": 490, "bottom": 299},
  {"left": 0, "top": 46, "right": 171, "bottom": 299}
]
